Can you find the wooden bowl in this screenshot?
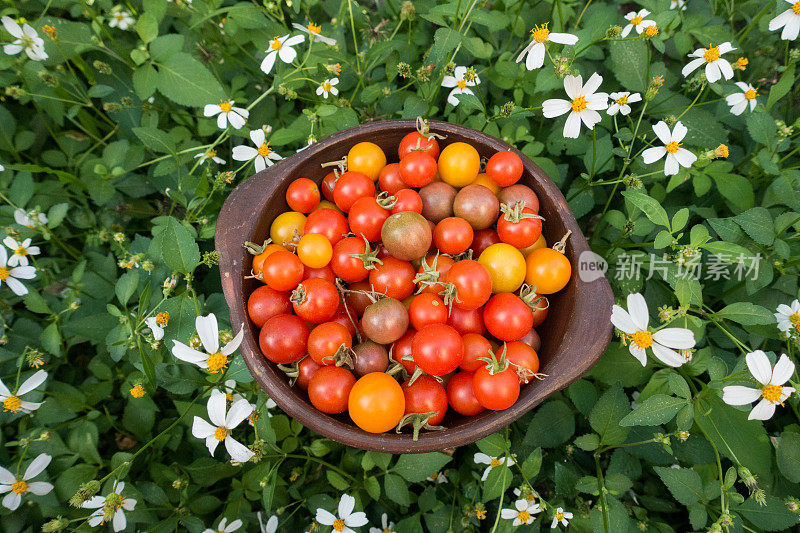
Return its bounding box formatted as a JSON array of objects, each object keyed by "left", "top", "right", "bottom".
[{"left": 216, "top": 120, "right": 613, "bottom": 454}]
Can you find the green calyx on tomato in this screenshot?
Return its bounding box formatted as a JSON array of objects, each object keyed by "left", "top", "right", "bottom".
[
  {"left": 346, "top": 236, "right": 384, "bottom": 271},
  {"left": 518, "top": 283, "right": 549, "bottom": 311},
  {"left": 477, "top": 343, "right": 511, "bottom": 375},
  {"left": 395, "top": 411, "right": 445, "bottom": 441},
  {"left": 244, "top": 238, "right": 272, "bottom": 255},
  {"left": 375, "top": 191, "right": 398, "bottom": 210},
  {"left": 413, "top": 253, "right": 448, "bottom": 295},
  {"left": 499, "top": 201, "right": 545, "bottom": 223}
]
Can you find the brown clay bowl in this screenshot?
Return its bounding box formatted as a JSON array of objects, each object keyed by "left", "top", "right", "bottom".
[{"left": 216, "top": 119, "right": 613, "bottom": 454}]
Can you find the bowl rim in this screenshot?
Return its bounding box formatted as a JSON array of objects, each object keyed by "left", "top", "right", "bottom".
[{"left": 216, "top": 119, "right": 614, "bottom": 454}]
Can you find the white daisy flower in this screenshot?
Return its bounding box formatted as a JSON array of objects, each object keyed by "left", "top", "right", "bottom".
[
  {"left": 775, "top": 300, "right": 800, "bottom": 333},
  {"left": 725, "top": 82, "right": 758, "bottom": 116},
  {"left": 108, "top": 11, "right": 134, "bottom": 30},
  {"left": 203, "top": 517, "right": 243, "bottom": 533},
  {"left": 0, "top": 163, "right": 4, "bottom": 171},
  {"left": 670, "top": 0, "right": 687, "bottom": 11},
  {"left": 13, "top": 208, "right": 47, "bottom": 228},
  {"left": 291, "top": 22, "right": 337, "bottom": 46},
  {"left": 610, "top": 293, "right": 696, "bottom": 367},
  {"left": 369, "top": 513, "right": 396, "bottom": 533},
  {"left": 681, "top": 42, "right": 736, "bottom": 83},
  {"left": 441, "top": 66, "right": 481, "bottom": 107},
  {"left": 0, "top": 246, "right": 36, "bottom": 296},
  {"left": 621, "top": 10, "right": 656, "bottom": 38},
  {"left": 0, "top": 454, "right": 52, "bottom": 511},
  {"left": 296, "top": 136, "right": 317, "bottom": 153},
  {"left": 145, "top": 312, "right": 170, "bottom": 341},
  {"left": 542, "top": 72, "right": 609, "bottom": 138},
  {"left": 315, "top": 494, "right": 369, "bottom": 533},
  {"left": 203, "top": 100, "right": 249, "bottom": 130},
  {"left": 0, "top": 370, "right": 47, "bottom": 414},
  {"left": 550, "top": 507, "right": 573, "bottom": 529},
  {"left": 722, "top": 351, "right": 795, "bottom": 420},
  {"left": 316, "top": 78, "right": 339, "bottom": 99},
  {"left": 641, "top": 121, "right": 697, "bottom": 176},
  {"left": 515, "top": 23, "right": 578, "bottom": 70},
  {"left": 171, "top": 313, "right": 244, "bottom": 373},
  {"left": 473, "top": 453, "right": 516, "bottom": 481},
  {"left": 260, "top": 34, "right": 305, "bottom": 75},
  {"left": 232, "top": 129, "right": 283, "bottom": 173},
  {"left": 194, "top": 147, "right": 226, "bottom": 165},
  {"left": 1, "top": 16, "right": 47, "bottom": 61},
  {"left": 501, "top": 499, "right": 541, "bottom": 526},
  {"left": 769, "top": 0, "right": 800, "bottom": 40},
  {"left": 513, "top": 487, "right": 539, "bottom": 501},
  {"left": 258, "top": 512, "right": 278, "bottom": 533},
  {"left": 191, "top": 389, "right": 255, "bottom": 463},
  {"left": 2, "top": 237, "right": 39, "bottom": 267},
  {"left": 427, "top": 471, "right": 448, "bottom": 483},
  {"left": 607, "top": 91, "right": 641, "bottom": 116},
  {"left": 82, "top": 481, "right": 137, "bottom": 532}
]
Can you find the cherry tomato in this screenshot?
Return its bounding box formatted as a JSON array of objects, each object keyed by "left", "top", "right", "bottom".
[
  {"left": 529, "top": 294, "right": 549, "bottom": 327},
  {"left": 389, "top": 189, "right": 423, "bottom": 214},
  {"left": 525, "top": 248, "right": 571, "bottom": 294},
  {"left": 471, "top": 172, "right": 501, "bottom": 194},
  {"left": 349, "top": 372, "right": 405, "bottom": 433},
  {"left": 304, "top": 208, "right": 349, "bottom": 246},
  {"left": 402, "top": 375, "right": 448, "bottom": 425},
  {"left": 321, "top": 172, "right": 338, "bottom": 201},
  {"left": 308, "top": 321, "right": 352, "bottom": 365},
  {"left": 296, "top": 233, "right": 333, "bottom": 268},
  {"left": 505, "top": 341, "right": 540, "bottom": 384},
  {"left": 433, "top": 217, "right": 474, "bottom": 255},
  {"left": 349, "top": 197, "right": 389, "bottom": 242},
  {"left": 270, "top": 211, "right": 306, "bottom": 248},
  {"left": 438, "top": 142, "right": 480, "bottom": 187},
  {"left": 399, "top": 151, "right": 437, "bottom": 188},
  {"left": 248, "top": 285, "right": 292, "bottom": 327},
  {"left": 412, "top": 324, "right": 463, "bottom": 376},
  {"left": 333, "top": 171, "right": 375, "bottom": 213},
  {"left": 497, "top": 206, "right": 542, "bottom": 249},
  {"left": 447, "top": 305, "right": 485, "bottom": 335},
  {"left": 478, "top": 243, "right": 526, "bottom": 293},
  {"left": 252, "top": 243, "right": 285, "bottom": 278},
  {"left": 399, "top": 132, "right": 440, "bottom": 160},
  {"left": 330, "top": 237, "right": 371, "bottom": 282},
  {"left": 344, "top": 280, "right": 374, "bottom": 315},
  {"left": 417, "top": 254, "right": 455, "bottom": 295},
  {"left": 390, "top": 328, "right": 418, "bottom": 374},
  {"left": 486, "top": 151, "right": 523, "bottom": 187},
  {"left": 329, "top": 307, "right": 358, "bottom": 337},
  {"left": 286, "top": 178, "right": 321, "bottom": 213},
  {"left": 259, "top": 314, "right": 309, "bottom": 364},
  {"left": 518, "top": 327, "right": 542, "bottom": 352},
  {"left": 316, "top": 200, "right": 341, "bottom": 212},
  {"left": 369, "top": 257, "right": 416, "bottom": 300},
  {"left": 409, "top": 293, "right": 448, "bottom": 330},
  {"left": 519, "top": 234, "right": 547, "bottom": 257},
  {"left": 460, "top": 333, "right": 493, "bottom": 372},
  {"left": 379, "top": 163, "right": 406, "bottom": 195},
  {"left": 473, "top": 363, "right": 520, "bottom": 410},
  {"left": 262, "top": 250, "right": 304, "bottom": 291},
  {"left": 296, "top": 356, "right": 322, "bottom": 391},
  {"left": 447, "top": 371, "right": 485, "bottom": 416},
  {"left": 347, "top": 142, "right": 387, "bottom": 182},
  {"left": 308, "top": 365, "right": 356, "bottom": 414},
  {"left": 291, "top": 278, "right": 339, "bottom": 323},
  {"left": 445, "top": 260, "right": 492, "bottom": 310},
  {"left": 470, "top": 229, "right": 502, "bottom": 258},
  {"left": 484, "top": 293, "right": 534, "bottom": 342},
  {"left": 303, "top": 264, "right": 337, "bottom": 285}
]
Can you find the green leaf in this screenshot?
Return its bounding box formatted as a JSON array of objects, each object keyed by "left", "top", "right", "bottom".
[
  {"left": 157, "top": 53, "right": 225, "bottom": 107},
  {"left": 523, "top": 400, "right": 575, "bottom": 448},
  {"left": 428, "top": 28, "right": 462, "bottom": 71},
  {"left": 137, "top": 12, "right": 159, "bottom": 43},
  {"left": 738, "top": 495, "right": 799, "bottom": 531},
  {"left": 115, "top": 271, "right": 139, "bottom": 306},
  {"left": 589, "top": 382, "right": 630, "bottom": 445},
  {"left": 384, "top": 473, "right": 411, "bottom": 506},
  {"left": 713, "top": 302, "right": 775, "bottom": 326},
  {"left": 653, "top": 466, "right": 702, "bottom": 505},
  {"left": 149, "top": 217, "right": 201, "bottom": 274},
  {"left": 746, "top": 110, "right": 776, "bottom": 147},
  {"left": 620, "top": 394, "right": 687, "bottom": 427},
  {"left": 622, "top": 190, "right": 671, "bottom": 229},
  {"left": 133, "top": 127, "right": 176, "bottom": 154},
  {"left": 23, "top": 291, "right": 51, "bottom": 314},
  {"left": 325, "top": 470, "right": 350, "bottom": 490},
  {"left": 394, "top": 453, "right": 451, "bottom": 483},
  {"left": 476, "top": 433, "right": 508, "bottom": 457},
  {"left": 767, "top": 61, "right": 795, "bottom": 111},
  {"left": 149, "top": 34, "right": 185, "bottom": 61},
  {"left": 133, "top": 64, "right": 159, "bottom": 99},
  {"left": 776, "top": 430, "right": 800, "bottom": 483},
  {"left": 482, "top": 462, "right": 512, "bottom": 502},
  {"left": 732, "top": 207, "right": 774, "bottom": 245},
  {"left": 608, "top": 39, "right": 649, "bottom": 93},
  {"left": 521, "top": 448, "right": 542, "bottom": 479}
]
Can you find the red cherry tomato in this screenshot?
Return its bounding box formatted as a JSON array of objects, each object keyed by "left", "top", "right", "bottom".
[
  {"left": 470, "top": 229, "right": 502, "bottom": 258},
  {"left": 321, "top": 172, "right": 338, "bottom": 201},
  {"left": 344, "top": 280, "right": 373, "bottom": 316},
  {"left": 348, "top": 197, "right": 389, "bottom": 242},
  {"left": 483, "top": 293, "right": 534, "bottom": 342},
  {"left": 433, "top": 217, "right": 474, "bottom": 255},
  {"left": 308, "top": 365, "right": 356, "bottom": 414},
  {"left": 399, "top": 132, "right": 440, "bottom": 160},
  {"left": 333, "top": 171, "right": 375, "bottom": 213},
  {"left": 497, "top": 206, "right": 542, "bottom": 249},
  {"left": 308, "top": 321, "right": 352, "bottom": 365},
  {"left": 262, "top": 251, "right": 304, "bottom": 291},
  {"left": 296, "top": 356, "right": 322, "bottom": 390},
  {"left": 417, "top": 254, "right": 455, "bottom": 295},
  {"left": 379, "top": 163, "right": 406, "bottom": 195},
  {"left": 331, "top": 237, "right": 373, "bottom": 283},
  {"left": 409, "top": 293, "right": 448, "bottom": 330},
  {"left": 412, "top": 324, "right": 463, "bottom": 376},
  {"left": 402, "top": 375, "right": 448, "bottom": 425},
  {"left": 329, "top": 304, "right": 358, "bottom": 336},
  {"left": 529, "top": 294, "right": 549, "bottom": 327},
  {"left": 399, "top": 152, "right": 438, "bottom": 188},
  {"left": 473, "top": 363, "right": 520, "bottom": 410},
  {"left": 447, "top": 305, "right": 485, "bottom": 335},
  {"left": 304, "top": 208, "right": 349, "bottom": 246},
  {"left": 259, "top": 314, "right": 309, "bottom": 364},
  {"left": 248, "top": 285, "right": 292, "bottom": 327},
  {"left": 505, "top": 341, "right": 540, "bottom": 384},
  {"left": 445, "top": 260, "right": 492, "bottom": 310},
  {"left": 369, "top": 257, "right": 416, "bottom": 300},
  {"left": 447, "top": 371, "right": 485, "bottom": 416},
  {"left": 303, "top": 264, "right": 337, "bottom": 285},
  {"left": 389, "top": 189, "right": 423, "bottom": 214},
  {"left": 291, "top": 278, "right": 339, "bottom": 323},
  {"left": 286, "top": 178, "right": 321, "bottom": 213},
  {"left": 460, "top": 333, "right": 493, "bottom": 372},
  {"left": 390, "top": 328, "right": 418, "bottom": 374},
  {"left": 486, "top": 151, "right": 523, "bottom": 187}
]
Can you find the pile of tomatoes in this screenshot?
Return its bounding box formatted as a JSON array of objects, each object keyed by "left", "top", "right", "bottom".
[{"left": 246, "top": 122, "right": 572, "bottom": 437}]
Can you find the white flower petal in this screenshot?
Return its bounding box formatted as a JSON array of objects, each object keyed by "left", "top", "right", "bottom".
[
  {"left": 650, "top": 342, "right": 686, "bottom": 367},
  {"left": 225, "top": 398, "right": 253, "bottom": 429},
  {"left": 23, "top": 453, "right": 51, "bottom": 480},
  {"left": 626, "top": 293, "right": 650, "bottom": 330},
  {"left": 652, "top": 121, "right": 673, "bottom": 145},
  {"left": 172, "top": 341, "right": 208, "bottom": 364},
  {"left": 770, "top": 354, "right": 795, "bottom": 385},
  {"left": 722, "top": 386, "right": 762, "bottom": 405},
  {"left": 17, "top": 370, "right": 47, "bottom": 395},
  {"left": 542, "top": 99, "right": 571, "bottom": 118},
  {"left": 192, "top": 416, "right": 216, "bottom": 439},
  {"left": 563, "top": 74, "right": 583, "bottom": 100},
  {"left": 652, "top": 328, "right": 695, "bottom": 350},
  {"left": 746, "top": 350, "right": 773, "bottom": 385},
  {"left": 748, "top": 398, "right": 776, "bottom": 420},
  {"left": 563, "top": 111, "right": 582, "bottom": 138},
  {"left": 232, "top": 145, "right": 259, "bottom": 162},
  {"left": 642, "top": 146, "right": 667, "bottom": 164},
  {"left": 207, "top": 389, "right": 227, "bottom": 426},
  {"left": 196, "top": 314, "right": 220, "bottom": 353},
  {"left": 225, "top": 436, "right": 255, "bottom": 462}
]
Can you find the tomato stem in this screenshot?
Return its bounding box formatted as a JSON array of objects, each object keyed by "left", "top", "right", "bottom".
[{"left": 552, "top": 230, "right": 572, "bottom": 253}]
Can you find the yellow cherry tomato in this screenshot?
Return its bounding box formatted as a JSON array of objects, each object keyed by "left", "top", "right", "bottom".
[
  {"left": 472, "top": 172, "right": 501, "bottom": 194},
  {"left": 519, "top": 234, "right": 547, "bottom": 257},
  {"left": 478, "top": 243, "right": 526, "bottom": 293},
  {"left": 438, "top": 142, "right": 480, "bottom": 188},
  {"left": 347, "top": 142, "right": 387, "bottom": 181},
  {"left": 296, "top": 233, "right": 333, "bottom": 268},
  {"left": 270, "top": 211, "right": 306, "bottom": 247},
  {"left": 525, "top": 248, "right": 571, "bottom": 294}
]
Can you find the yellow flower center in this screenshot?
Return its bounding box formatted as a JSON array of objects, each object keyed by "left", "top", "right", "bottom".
[
  {"left": 0, "top": 267, "right": 10, "bottom": 281},
  {"left": 703, "top": 45, "right": 720, "bottom": 63},
  {"left": 476, "top": 509, "right": 487, "bottom": 519},
  {"left": 257, "top": 143, "right": 272, "bottom": 157},
  {"left": 114, "top": 14, "right": 125, "bottom": 21},
  {"left": 323, "top": 82, "right": 332, "bottom": 92},
  {"left": 457, "top": 79, "right": 467, "bottom": 89},
  {"left": 715, "top": 144, "right": 729, "bottom": 158},
  {"left": 333, "top": 518, "right": 346, "bottom": 532},
  {"left": 226, "top": 392, "right": 234, "bottom": 401},
  {"left": 206, "top": 352, "right": 229, "bottom": 373},
  {"left": 517, "top": 511, "right": 531, "bottom": 522},
  {"left": 156, "top": 312, "right": 170, "bottom": 325},
  {"left": 383, "top": 529, "right": 392, "bottom": 533},
  {"left": 793, "top": 1, "right": 800, "bottom": 15},
  {"left": 489, "top": 458, "right": 501, "bottom": 467},
  {"left": 736, "top": 57, "right": 748, "bottom": 70},
  {"left": 11, "top": 480, "right": 28, "bottom": 494},
  {"left": 632, "top": 330, "right": 653, "bottom": 349},
  {"left": 271, "top": 37, "right": 282, "bottom": 50},
  {"left": 744, "top": 89, "right": 756, "bottom": 100},
  {"left": 531, "top": 23, "right": 550, "bottom": 43},
  {"left": 644, "top": 25, "right": 658, "bottom": 37},
  {"left": 790, "top": 313, "right": 800, "bottom": 324},
  {"left": 762, "top": 384, "right": 784, "bottom": 403},
  {"left": 213, "top": 426, "right": 228, "bottom": 441},
  {"left": 556, "top": 511, "right": 565, "bottom": 521},
  {"left": 218, "top": 100, "right": 233, "bottom": 113},
  {"left": 615, "top": 95, "right": 629, "bottom": 105},
  {"left": 14, "top": 246, "right": 27, "bottom": 256},
  {"left": 665, "top": 141, "right": 681, "bottom": 154},
  {"left": 130, "top": 384, "right": 145, "bottom": 398},
  {"left": 308, "top": 23, "right": 321, "bottom": 34},
  {"left": 631, "top": 15, "right": 643, "bottom": 25},
  {"left": 571, "top": 96, "right": 587, "bottom": 112},
  {"left": 3, "top": 395, "right": 21, "bottom": 412}
]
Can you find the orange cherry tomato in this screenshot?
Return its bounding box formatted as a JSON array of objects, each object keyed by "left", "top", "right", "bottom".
[
  {"left": 347, "top": 142, "right": 387, "bottom": 181},
  {"left": 525, "top": 248, "right": 571, "bottom": 294},
  {"left": 348, "top": 373, "right": 405, "bottom": 433},
  {"left": 296, "top": 233, "right": 333, "bottom": 269},
  {"left": 438, "top": 142, "right": 480, "bottom": 187}
]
